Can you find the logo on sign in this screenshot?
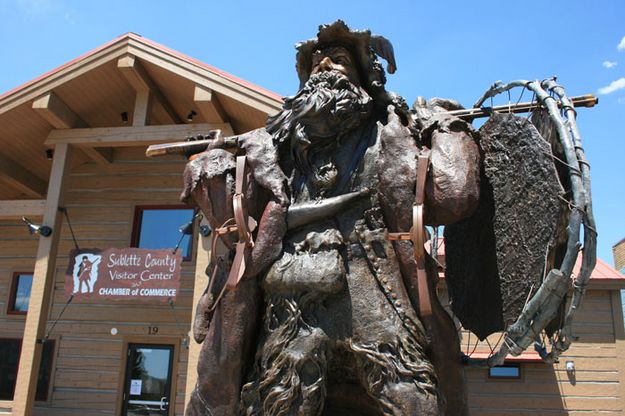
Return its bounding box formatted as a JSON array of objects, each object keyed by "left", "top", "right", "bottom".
[{"left": 71, "top": 253, "right": 102, "bottom": 294}]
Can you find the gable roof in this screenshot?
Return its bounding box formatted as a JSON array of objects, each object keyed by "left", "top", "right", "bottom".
[
  {"left": 0, "top": 33, "right": 283, "bottom": 200},
  {"left": 0, "top": 32, "right": 282, "bottom": 116}
]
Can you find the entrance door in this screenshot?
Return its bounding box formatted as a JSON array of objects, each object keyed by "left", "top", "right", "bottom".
[{"left": 122, "top": 344, "right": 174, "bottom": 416}]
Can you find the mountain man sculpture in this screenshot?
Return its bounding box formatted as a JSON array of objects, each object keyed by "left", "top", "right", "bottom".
[{"left": 170, "top": 20, "right": 596, "bottom": 416}]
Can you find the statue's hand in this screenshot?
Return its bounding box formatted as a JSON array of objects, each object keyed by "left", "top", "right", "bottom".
[
  {"left": 184, "top": 129, "right": 233, "bottom": 160},
  {"left": 239, "top": 129, "right": 289, "bottom": 207},
  {"left": 382, "top": 104, "right": 411, "bottom": 137}
]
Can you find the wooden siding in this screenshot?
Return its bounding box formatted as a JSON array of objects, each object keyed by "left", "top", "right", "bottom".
[
  {"left": 613, "top": 240, "right": 625, "bottom": 272},
  {"left": 465, "top": 289, "right": 625, "bottom": 415},
  {"left": 0, "top": 147, "right": 195, "bottom": 415}
]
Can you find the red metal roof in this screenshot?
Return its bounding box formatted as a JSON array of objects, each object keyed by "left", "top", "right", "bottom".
[
  {"left": 428, "top": 238, "right": 625, "bottom": 283},
  {"left": 574, "top": 256, "right": 625, "bottom": 282}
]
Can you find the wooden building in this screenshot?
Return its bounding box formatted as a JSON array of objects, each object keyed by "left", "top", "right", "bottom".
[
  {"left": 434, "top": 243, "right": 625, "bottom": 415},
  {"left": 0, "top": 34, "right": 623, "bottom": 415},
  {"left": 613, "top": 238, "right": 625, "bottom": 273}
]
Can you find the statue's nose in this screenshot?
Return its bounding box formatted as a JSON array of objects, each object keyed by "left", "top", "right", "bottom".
[{"left": 319, "top": 57, "right": 334, "bottom": 71}]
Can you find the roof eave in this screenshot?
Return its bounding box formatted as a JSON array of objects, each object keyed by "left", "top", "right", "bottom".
[
  {"left": 0, "top": 32, "right": 283, "bottom": 117},
  {"left": 0, "top": 33, "right": 132, "bottom": 115}
]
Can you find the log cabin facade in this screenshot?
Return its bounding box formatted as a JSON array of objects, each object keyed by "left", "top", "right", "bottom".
[{"left": 0, "top": 34, "right": 623, "bottom": 415}]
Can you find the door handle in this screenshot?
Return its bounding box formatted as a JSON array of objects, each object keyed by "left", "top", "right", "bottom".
[{"left": 160, "top": 397, "right": 169, "bottom": 411}]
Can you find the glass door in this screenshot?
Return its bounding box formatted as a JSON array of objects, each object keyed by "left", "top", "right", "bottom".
[{"left": 122, "top": 344, "right": 174, "bottom": 416}]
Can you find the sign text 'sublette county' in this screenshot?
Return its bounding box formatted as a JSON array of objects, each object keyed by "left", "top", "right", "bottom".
[{"left": 65, "top": 248, "right": 182, "bottom": 301}]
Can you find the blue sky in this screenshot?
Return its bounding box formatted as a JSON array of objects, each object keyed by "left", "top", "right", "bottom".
[{"left": 1, "top": 0, "right": 624, "bottom": 264}]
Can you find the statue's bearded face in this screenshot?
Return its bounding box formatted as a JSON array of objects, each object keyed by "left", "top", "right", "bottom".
[
  {"left": 267, "top": 46, "right": 373, "bottom": 145},
  {"left": 310, "top": 46, "right": 361, "bottom": 86},
  {"left": 266, "top": 45, "right": 374, "bottom": 197}
]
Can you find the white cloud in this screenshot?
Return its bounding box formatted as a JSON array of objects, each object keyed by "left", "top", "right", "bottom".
[
  {"left": 64, "top": 10, "right": 76, "bottom": 24},
  {"left": 619, "top": 36, "right": 625, "bottom": 51},
  {"left": 603, "top": 60, "right": 618, "bottom": 69},
  {"left": 598, "top": 78, "right": 625, "bottom": 95}
]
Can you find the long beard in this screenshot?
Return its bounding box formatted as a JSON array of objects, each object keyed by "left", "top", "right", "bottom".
[
  {"left": 268, "top": 71, "right": 373, "bottom": 144},
  {"left": 267, "top": 71, "right": 373, "bottom": 198}
]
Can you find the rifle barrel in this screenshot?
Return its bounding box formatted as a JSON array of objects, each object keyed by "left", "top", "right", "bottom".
[
  {"left": 145, "top": 136, "right": 238, "bottom": 158},
  {"left": 448, "top": 94, "right": 597, "bottom": 120},
  {"left": 146, "top": 94, "right": 597, "bottom": 158}
]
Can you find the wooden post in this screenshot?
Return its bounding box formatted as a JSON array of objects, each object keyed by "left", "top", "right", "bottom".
[
  {"left": 610, "top": 290, "right": 625, "bottom": 407},
  {"left": 184, "top": 217, "right": 212, "bottom": 412},
  {"left": 132, "top": 89, "right": 152, "bottom": 127},
  {"left": 12, "top": 143, "right": 72, "bottom": 416},
  {"left": 118, "top": 54, "right": 182, "bottom": 125}
]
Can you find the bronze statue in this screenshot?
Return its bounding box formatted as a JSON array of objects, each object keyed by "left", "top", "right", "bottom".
[{"left": 161, "top": 20, "right": 596, "bottom": 416}]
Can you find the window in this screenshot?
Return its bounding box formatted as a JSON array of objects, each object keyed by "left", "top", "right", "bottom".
[
  {"left": 131, "top": 206, "right": 195, "bottom": 260},
  {"left": 488, "top": 364, "right": 521, "bottom": 379},
  {"left": 8, "top": 273, "right": 33, "bottom": 314},
  {"left": 0, "top": 340, "right": 20, "bottom": 400},
  {"left": 0, "top": 339, "right": 55, "bottom": 401}
]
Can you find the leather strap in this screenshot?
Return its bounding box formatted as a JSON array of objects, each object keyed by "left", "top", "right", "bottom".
[
  {"left": 233, "top": 155, "right": 251, "bottom": 242},
  {"left": 415, "top": 153, "right": 429, "bottom": 206},
  {"left": 413, "top": 152, "right": 432, "bottom": 316},
  {"left": 208, "top": 156, "right": 257, "bottom": 312},
  {"left": 387, "top": 150, "right": 432, "bottom": 317},
  {"left": 205, "top": 218, "right": 234, "bottom": 313},
  {"left": 227, "top": 156, "right": 255, "bottom": 288},
  {"left": 416, "top": 260, "right": 432, "bottom": 316}
]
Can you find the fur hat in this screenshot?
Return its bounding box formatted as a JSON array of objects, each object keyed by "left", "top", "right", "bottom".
[{"left": 295, "top": 20, "right": 397, "bottom": 92}]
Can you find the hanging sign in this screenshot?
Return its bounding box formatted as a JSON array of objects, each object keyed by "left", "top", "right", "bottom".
[{"left": 65, "top": 248, "right": 182, "bottom": 302}]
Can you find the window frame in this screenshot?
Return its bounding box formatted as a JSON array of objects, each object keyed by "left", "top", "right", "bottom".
[
  {"left": 116, "top": 336, "right": 181, "bottom": 416},
  {"left": 130, "top": 205, "right": 196, "bottom": 262},
  {"left": 7, "top": 272, "right": 33, "bottom": 315},
  {"left": 487, "top": 363, "right": 522, "bottom": 380},
  {"left": 0, "top": 338, "right": 55, "bottom": 402},
  {"left": 121, "top": 343, "right": 175, "bottom": 415}
]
